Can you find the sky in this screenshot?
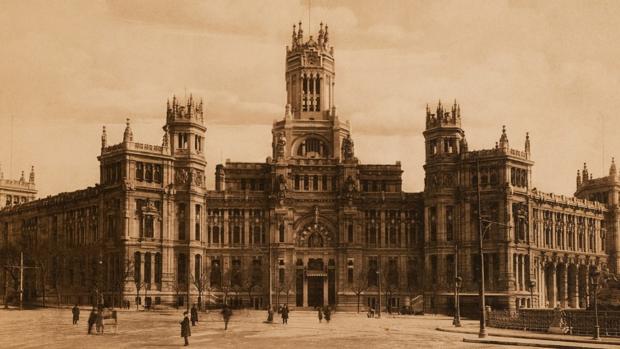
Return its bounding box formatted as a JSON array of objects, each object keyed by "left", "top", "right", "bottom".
[{"left": 1, "top": 0, "right": 619, "bottom": 197}]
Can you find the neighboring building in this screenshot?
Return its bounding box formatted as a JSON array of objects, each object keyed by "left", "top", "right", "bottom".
[
  {"left": 0, "top": 165, "right": 36, "bottom": 210},
  {"left": 0, "top": 23, "right": 615, "bottom": 313}
]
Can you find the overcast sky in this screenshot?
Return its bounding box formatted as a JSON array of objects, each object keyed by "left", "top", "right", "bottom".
[{"left": 1, "top": 0, "right": 619, "bottom": 197}]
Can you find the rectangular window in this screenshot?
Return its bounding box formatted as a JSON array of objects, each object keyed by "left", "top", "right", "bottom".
[
  {"left": 144, "top": 253, "right": 152, "bottom": 284},
  {"left": 136, "top": 162, "right": 144, "bottom": 181},
  {"left": 145, "top": 215, "right": 154, "bottom": 238},
  {"left": 322, "top": 175, "right": 328, "bottom": 191},
  {"left": 195, "top": 204, "right": 201, "bottom": 241},
  {"left": 446, "top": 255, "right": 454, "bottom": 285},
  {"left": 430, "top": 207, "right": 437, "bottom": 242},
  {"left": 154, "top": 165, "right": 162, "bottom": 183},
  {"left": 178, "top": 203, "right": 186, "bottom": 240},
  {"left": 279, "top": 224, "right": 285, "bottom": 242},
  {"left": 368, "top": 257, "right": 378, "bottom": 287},
  {"left": 303, "top": 175, "right": 309, "bottom": 190},
  {"left": 313, "top": 175, "right": 319, "bottom": 191},
  {"left": 430, "top": 255, "right": 437, "bottom": 284},
  {"left": 155, "top": 253, "right": 162, "bottom": 283},
  {"left": 446, "top": 206, "right": 454, "bottom": 241},
  {"left": 145, "top": 164, "right": 153, "bottom": 182},
  {"left": 295, "top": 175, "right": 300, "bottom": 190},
  {"left": 347, "top": 224, "right": 354, "bottom": 243},
  {"left": 178, "top": 253, "right": 187, "bottom": 283}
]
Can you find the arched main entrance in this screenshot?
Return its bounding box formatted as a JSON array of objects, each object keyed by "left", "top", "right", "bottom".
[{"left": 294, "top": 222, "right": 336, "bottom": 308}]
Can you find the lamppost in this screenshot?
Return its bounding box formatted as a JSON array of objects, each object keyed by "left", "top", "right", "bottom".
[
  {"left": 453, "top": 276, "right": 462, "bottom": 327},
  {"left": 590, "top": 269, "right": 601, "bottom": 340},
  {"left": 376, "top": 266, "right": 382, "bottom": 319},
  {"left": 528, "top": 280, "right": 536, "bottom": 308},
  {"left": 96, "top": 258, "right": 103, "bottom": 309}
]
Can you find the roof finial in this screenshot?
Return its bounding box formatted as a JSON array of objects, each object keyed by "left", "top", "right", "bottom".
[
  {"left": 101, "top": 125, "right": 107, "bottom": 148},
  {"left": 525, "top": 132, "right": 531, "bottom": 154},
  {"left": 499, "top": 125, "right": 509, "bottom": 150},
  {"left": 610, "top": 157, "right": 617, "bottom": 177},
  {"left": 29, "top": 165, "right": 35, "bottom": 184},
  {"left": 123, "top": 118, "right": 133, "bottom": 143}
]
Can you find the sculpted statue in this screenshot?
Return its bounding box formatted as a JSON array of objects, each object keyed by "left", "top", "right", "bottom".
[
  {"left": 175, "top": 168, "right": 189, "bottom": 185},
  {"left": 342, "top": 134, "right": 355, "bottom": 160},
  {"left": 276, "top": 174, "right": 287, "bottom": 203},
  {"left": 276, "top": 133, "right": 287, "bottom": 159}
]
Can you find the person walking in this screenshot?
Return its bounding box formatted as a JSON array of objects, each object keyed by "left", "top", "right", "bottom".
[
  {"left": 317, "top": 306, "right": 323, "bottom": 323},
  {"left": 180, "top": 311, "right": 191, "bottom": 346},
  {"left": 87, "top": 308, "right": 97, "bottom": 334},
  {"left": 72, "top": 304, "right": 80, "bottom": 325},
  {"left": 281, "top": 304, "right": 289, "bottom": 324},
  {"left": 266, "top": 307, "right": 274, "bottom": 323},
  {"left": 324, "top": 306, "right": 331, "bottom": 323},
  {"left": 190, "top": 304, "right": 199, "bottom": 326},
  {"left": 222, "top": 305, "right": 232, "bottom": 330}
]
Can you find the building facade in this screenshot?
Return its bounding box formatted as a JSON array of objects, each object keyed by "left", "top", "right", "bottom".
[
  {"left": 0, "top": 24, "right": 616, "bottom": 313},
  {"left": 0, "top": 165, "right": 36, "bottom": 210}
]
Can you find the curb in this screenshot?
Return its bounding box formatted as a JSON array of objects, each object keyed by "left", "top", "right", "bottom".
[
  {"left": 437, "top": 327, "right": 620, "bottom": 346},
  {"left": 462, "top": 338, "right": 606, "bottom": 349}
]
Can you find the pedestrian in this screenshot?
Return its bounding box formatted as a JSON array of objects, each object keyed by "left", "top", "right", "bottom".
[
  {"left": 266, "top": 307, "right": 274, "bottom": 323},
  {"left": 72, "top": 304, "right": 80, "bottom": 325},
  {"left": 222, "top": 305, "right": 232, "bottom": 330},
  {"left": 324, "top": 306, "right": 331, "bottom": 323},
  {"left": 87, "top": 308, "right": 96, "bottom": 334},
  {"left": 191, "top": 304, "right": 198, "bottom": 326},
  {"left": 317, "top": 306, "right": 323, "bottom": 323},
  {"left": 281, "top": 304, "right": 289, "bottom": 324},
  {"left": 180, "top": 311, "right": 191, "bottom": 346}
]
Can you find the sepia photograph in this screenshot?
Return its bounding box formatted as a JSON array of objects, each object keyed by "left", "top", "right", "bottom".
[{"left": 1, "top": 1, "right": 620, "bottom": 348}]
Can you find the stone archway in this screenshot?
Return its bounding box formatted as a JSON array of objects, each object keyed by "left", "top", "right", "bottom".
[{"left": 297, "top": 223, "right": 332, "bottom": 248}]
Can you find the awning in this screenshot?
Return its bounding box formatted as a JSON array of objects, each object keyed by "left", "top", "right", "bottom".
[{"left": 306, "top": 271, "right": 327, "bottom": 277}]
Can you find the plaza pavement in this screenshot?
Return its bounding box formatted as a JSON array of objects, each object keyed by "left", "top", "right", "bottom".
[{"left": 0, "top": 307, "right": 525, "bottom": 349}]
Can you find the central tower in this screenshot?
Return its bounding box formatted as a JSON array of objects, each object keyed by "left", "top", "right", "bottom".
[{"left": 286, "top": 22, "right": 335, "bottom": 120}]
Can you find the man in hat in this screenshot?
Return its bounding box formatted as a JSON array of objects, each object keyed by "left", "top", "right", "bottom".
[{"left": 180, "top": 311, "right": 191, "bottom": 346}]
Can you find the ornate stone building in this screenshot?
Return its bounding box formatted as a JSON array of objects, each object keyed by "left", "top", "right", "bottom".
[
  {"left": 0, "top": 165, "right": 36, "bottom": 210},
  {"left": 0, "top": 23, "right": 616, "bottom": 313}
]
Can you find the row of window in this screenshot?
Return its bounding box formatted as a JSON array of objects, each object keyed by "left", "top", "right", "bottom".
[
  {"left": 3, "top": 194, "right": 29, "bottom": 207},
  {"left": 102, "top": 162, "right": 122, "bottom": 185},
  {"left": 535, "top": 210, "right": 601, "bottom": 252},
  {"left": 135, "top": 162, "right": 163, "bottom": 183}
]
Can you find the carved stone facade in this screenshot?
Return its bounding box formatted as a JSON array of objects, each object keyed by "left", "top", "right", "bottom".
[{"left": 0, "top": 24, "right": 616, "bottom": 314}]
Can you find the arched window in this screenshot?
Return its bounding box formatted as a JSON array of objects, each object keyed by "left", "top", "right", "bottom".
[
  {"left": 134, "top": 252, "right": 141, "bottom": 284},
  {"left": 144, "top": 252, "right": 152, "bottom": 284},
  {"left": 296, "top": 137, "right": 327, "bottom": 157}
]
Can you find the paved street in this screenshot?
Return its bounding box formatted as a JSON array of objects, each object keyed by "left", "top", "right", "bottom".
[{"left": 0, "top": 308, "right": 521, "bottom": 349}]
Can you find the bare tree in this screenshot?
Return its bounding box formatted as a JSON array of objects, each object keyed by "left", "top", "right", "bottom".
[
  {"left": 133, "top": 266, "right": 144, "bottom": 310},
  {"left": 191, "top": 268, "right": 210, "bottom": 310},
  {"left": 275, "top": 264, "right": 297, "bottom": 307},
  {"left": 219, "top": 269, "right": 233, "bottom": 306},
  {"left": 242, "top": 262, "right": 264, "bottom": 309},
  {"left": 380, "top": 263, "right": 400, "bottom": 314},
  {"left": 111, "top": 258, "right": 133, "bottom": 309},
  {"left": 172, "top": 278, "right": 183, "bottom": 309},
  {"left": 351, "top": 267, "right": 369, "bottom": 313},
  {"left": 33, "top": 243, "right": 53, "bottom": 308},
  {"left": 1, "top": 242, "right": 21, "bottom": 308}
]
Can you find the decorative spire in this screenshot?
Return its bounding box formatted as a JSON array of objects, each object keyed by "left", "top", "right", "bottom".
[
  {"left": 318, "top": 22, "right": 324, "bottom": 46},
  {"left": 297, "top": 21, "right": 303, "bottom": 44},
  {"left": 499, "top": 125, "right": 509, "bottom": 150},
  {"left": 324, "top": 24, "right": 329, "bottom": 45},
  {"left": 576, "top": 169, "right": 582, "bottom": 187},
  {"left": 20, "top": 170, "right": 25, "bottom": 182},
  {"left": 292, "top": 24, "right": 297, "bottom": 48},
  {"left": 123, "top": 118, "right": 133, "bottom": 143},
  {"left": 101, "top": 126, "right": 107, "bottom": 148},
  {"left": 610, "top": 157, "right": 617, "bottom": 177},
  {"left": 582, "top": 162, "right": 589, "bottom": 182},
  {"left": 525, "top": 132, "right": 531, "bottom": 154},
  {"left": 29, "top": 166, "right": 35, "bottom": 184}
]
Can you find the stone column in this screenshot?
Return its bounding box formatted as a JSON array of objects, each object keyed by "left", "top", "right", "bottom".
[
  {"left": 539, "top": 261, "right": 545, "bottom": 308},
  {"left": 572, "top": 264, "right": 579, "bottom": 308},
  {"left": 323, "top": 276, "right": 329, "bottom": 306},
  {"left": 243, "top": 210, "right": 250, "bottom": 246},
  {"left": 561, "top": 264, "right": 568, "bottom": 308},
  {"left": 303, "top": 256, "right": 308, "bottom": 307},
  {"left": 223, "top": 210, "right": 229, "bottom": 246}
]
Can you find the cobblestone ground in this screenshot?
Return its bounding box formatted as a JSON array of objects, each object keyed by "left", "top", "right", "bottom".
[{"left": 0, "top": 308, "right": 520, "bottom": 348}]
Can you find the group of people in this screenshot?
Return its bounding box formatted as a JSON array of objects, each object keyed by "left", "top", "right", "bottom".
[
  {"left": 317, "top": 305, "right": 332, "bottom": 323},
  {"left": 180, "top": 303, "right": 233, "bottom": 346},
  {"left": 71, "top": 304, "right": 106, "bottom": 335},
  {"left": 265, "top": 304, "right": 290, "bottom": 324}
]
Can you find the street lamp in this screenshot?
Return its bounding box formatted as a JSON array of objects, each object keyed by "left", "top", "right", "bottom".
[
  {"left": 453, "top": 276, "right": 462, "bottom": 327},
  {"left": 528, "top": 280, "right": 536, "bottom": 308},
  {"left": 96, "top": 259, "right": 103, "bottom": 309},
  {"left": 376, "top": 267, "right": 382, "bottom": 319},
  {"left": 589, "top": 270, "right": 601, "bottom": 340}
]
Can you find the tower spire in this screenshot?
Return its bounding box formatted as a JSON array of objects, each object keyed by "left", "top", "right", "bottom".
[
  {"left": 610, "top": 157, "right": 617, "bottom": 177},
  {"left": 499, "top": 125, "right": 509, "bottom": 150},
  {"left": 525, "top": 132, "right": 531, "bottom": 154}
]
